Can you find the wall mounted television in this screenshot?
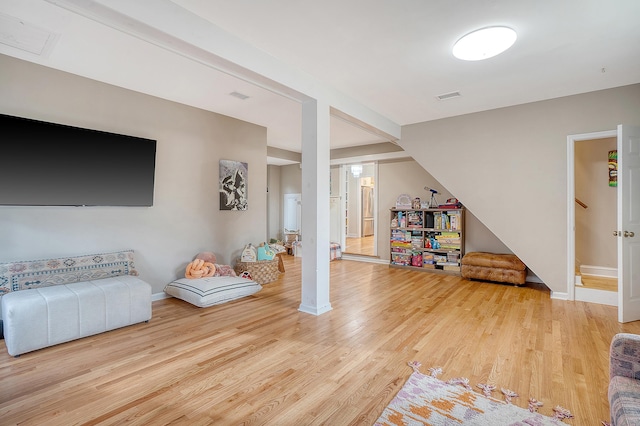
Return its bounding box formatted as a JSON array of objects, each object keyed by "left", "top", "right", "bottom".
[{"left": 0, "top": 113, "right": 156, "bottom": 206}]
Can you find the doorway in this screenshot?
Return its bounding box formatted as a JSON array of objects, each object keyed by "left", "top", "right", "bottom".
[
  {"left": 342, "top": 162, "right": 377, "bottom": 256},
  {"left": 283, "top": 193, "right": 301, "bottom": 236},
  {"left": 574, "top": 137, "right": 618, "bottom": 296},
  {"left": 567, "top": 130, "right": 618, "bottom": 306}
]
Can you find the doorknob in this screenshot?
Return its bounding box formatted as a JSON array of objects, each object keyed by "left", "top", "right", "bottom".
[
  {"left": 624, "top": 231, "right": 635, "bottom": 237},
  {"left": 614, "top": 231, "right": 621, "bottom": 236}
]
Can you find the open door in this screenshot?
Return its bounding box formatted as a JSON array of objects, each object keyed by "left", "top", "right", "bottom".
[{"left": 618, "top": 125, "right": 640, "bottom": 322}]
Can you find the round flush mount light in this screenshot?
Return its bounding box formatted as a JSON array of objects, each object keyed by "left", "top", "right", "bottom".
[{"left": 453, "top": 26, "right": 517, "bottom": 61}]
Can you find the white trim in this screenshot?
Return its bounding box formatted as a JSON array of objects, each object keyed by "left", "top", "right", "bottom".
[
  {"left": 298, "top": 303, "right": 333, "bottom": 315},
  {"left": 550, "top": 291, "right": 569, "bottom": 300},
  {"left": 373, "top": 162, "right": 379, "bottom": 256},
  {"left": 152, "top": 292, "right": 172, "bottom": 301},
  {"left": 575, "top": 287, "right": 618, "bottom": 306},
  {"left": 580, "top": 264, "right": 617, "bottom": 278},
  {"left": 340, "top": 165, "right": 347, "bottom": 250},
  {"left": 566, "top": 129, "right": 617, "bottom": 302},
  {"left": 330, "top": 151, "right": 410, "bottom": 165},
  {"left": 340, "top": 254, "right": 389, "bottom": 264}
]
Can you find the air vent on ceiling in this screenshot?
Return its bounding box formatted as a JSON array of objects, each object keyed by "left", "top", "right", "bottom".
[
  {"left": 229, "top": 91, "right": 250, "bottom": 100},
  {"left": 0, "top": 13, "right": 58, "bottom": 56},
  {"left": 436, "top": 91, "right": 461, "bottom": 101}
]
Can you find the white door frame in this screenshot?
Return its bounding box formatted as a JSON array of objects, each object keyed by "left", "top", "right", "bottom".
[
  {"left": 566, "top": 129, "right": 617, "bottom": 302},
  {"left": 338, "top": 161, "right": 379, "bottom": 257}
]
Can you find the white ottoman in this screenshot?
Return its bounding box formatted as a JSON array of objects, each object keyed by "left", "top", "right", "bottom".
[{"left": 2, "top": 275, "right": 151, "bottom": 356}]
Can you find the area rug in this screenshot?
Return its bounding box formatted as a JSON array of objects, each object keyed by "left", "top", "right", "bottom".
[{"left": 375, "top": 361, "right": 573, "bottom": 426}]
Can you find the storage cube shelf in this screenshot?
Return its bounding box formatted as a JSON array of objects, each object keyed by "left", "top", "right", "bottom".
[{"left": 390, "top": 208, "right": 465, "bottom": 275}]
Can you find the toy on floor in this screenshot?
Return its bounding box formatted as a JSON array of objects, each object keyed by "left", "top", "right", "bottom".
[
  {"left": 185, "top": 259, "right": 216, "bottom": 279},
  {"left": 187, "top": 251, "right": 236, "bottom": 278},
  {"left": 195, "top": 251, "right": 217, "bottom": 263}
]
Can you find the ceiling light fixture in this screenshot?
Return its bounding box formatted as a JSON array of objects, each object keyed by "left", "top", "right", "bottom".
[{"left": 453, "top": 26, "right": 517, "bottom": 61}]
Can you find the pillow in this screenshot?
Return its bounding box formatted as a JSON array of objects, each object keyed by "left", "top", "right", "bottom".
[
  {"left": 0, "top": 250, "right": 138, "bottom": 295},
  {"left": 163, "top": 276, "right": 261, "bottom": 308}
]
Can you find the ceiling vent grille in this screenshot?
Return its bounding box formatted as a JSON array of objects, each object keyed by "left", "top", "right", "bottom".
[
  {"left": 0, "top": 13, "right": 58, "bottom": 56},
  {"left": 229, "top": 91, "right": 250, "bottom": 100},
  {"left": 436, "top": 91, "right": 461, "bottom": 101}
]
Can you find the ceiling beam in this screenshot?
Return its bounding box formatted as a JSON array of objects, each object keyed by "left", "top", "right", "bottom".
[{"left": 45, "top": 0, "right": 401, "bottom": 141}]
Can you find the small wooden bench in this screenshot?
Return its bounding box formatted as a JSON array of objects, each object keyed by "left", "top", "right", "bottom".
[{"left": 461, "top": 252, "right": 527, "bottom": 286}]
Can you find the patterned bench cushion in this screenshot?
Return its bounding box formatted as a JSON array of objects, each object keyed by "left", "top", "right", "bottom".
[
  {"left": 609, "top": 376, "right": 640, "bottom": 426},
  {"left": 0, "top": 250, "right": 138, "bottom": 295}
]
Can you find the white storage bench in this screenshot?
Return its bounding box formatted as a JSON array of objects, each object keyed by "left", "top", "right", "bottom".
[{"left": 0, "top": 250, "right": 152, "bottom": 356}]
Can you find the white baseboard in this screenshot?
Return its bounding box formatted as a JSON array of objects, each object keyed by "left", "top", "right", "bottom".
[
  {"left": 575, "top": 287, "right": 618, "bottom": 306},
  {"left": 340, "top": 254, "right": 389, "bottom": 264},
  {"left": 298, "top": 303, "right": 333, "bottom": 315},
  {"left": 152, "top": 292, "right": 172, "bottom": 301},
  {"left": 550, "top": 291, "right": 569, "bottom": 300},
  {"left": 580, "top": 264, "right": 617, "bottom": 278}
]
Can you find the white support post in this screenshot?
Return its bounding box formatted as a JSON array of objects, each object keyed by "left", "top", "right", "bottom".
[{"left": 298, "top": 99, "right": 332, "bottom": 315}]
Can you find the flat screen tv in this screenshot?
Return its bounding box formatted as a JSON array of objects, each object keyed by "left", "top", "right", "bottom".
[{"left": 0, "top": 113, "right": 156, "bottom": 206}]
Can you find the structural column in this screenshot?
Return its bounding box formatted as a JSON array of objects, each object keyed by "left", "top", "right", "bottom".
[{"left": 299, "top": 98, "right": 332, "bottom": 315}]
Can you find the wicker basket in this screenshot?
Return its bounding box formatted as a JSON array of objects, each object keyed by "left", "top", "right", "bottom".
[{"left": 234, "top": 258, "right": 280, "bottom": 285}]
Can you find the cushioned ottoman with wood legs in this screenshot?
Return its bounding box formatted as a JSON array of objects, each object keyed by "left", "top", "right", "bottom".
[{"left": 461, "top": 252, "right": 527, "bottom": 286}]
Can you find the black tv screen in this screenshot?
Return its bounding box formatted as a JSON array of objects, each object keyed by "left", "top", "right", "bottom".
[{"left": 0, "top": 114, "right": 156, "bottom": 206}]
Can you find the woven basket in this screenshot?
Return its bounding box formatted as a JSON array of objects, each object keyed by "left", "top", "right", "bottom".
[{"left": 234, "top": 258, "right": 280, "bottom": 285}]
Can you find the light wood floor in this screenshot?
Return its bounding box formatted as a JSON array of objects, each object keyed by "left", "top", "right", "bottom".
[
  {"left": 580, "top": 274, "right": 618, "bottom": 292},
  {"left": 2, "top": 257, "right": 640, "bottom": 425},
  {"left": 344, "top": 235, "right": 375, "bottom": 256}
]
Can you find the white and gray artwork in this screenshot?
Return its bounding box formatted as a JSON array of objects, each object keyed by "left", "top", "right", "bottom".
[{"left": 219, "top": 159, "right": 248, "bottom": 211}]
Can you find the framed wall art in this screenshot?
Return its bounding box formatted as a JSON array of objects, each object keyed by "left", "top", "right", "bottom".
[
  {"left": 219, "top": 159, "right": 248, "bottom": 210},
  {"left": 609, "top": 150, "right": 617, "bottom": 187}
]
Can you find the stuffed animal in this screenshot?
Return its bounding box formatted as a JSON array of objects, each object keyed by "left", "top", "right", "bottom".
[
  {"left": 188, "top": 251, "right": 236, "bottom": 277},
  {"left": 195, "top": 251, "right": 217, "bottom": 264},
  {"left": 214, "top": 264, "right": 236, "bottom": 277},
  {"left": 185, "top": 259, "right": 216, "bottom": 279}
]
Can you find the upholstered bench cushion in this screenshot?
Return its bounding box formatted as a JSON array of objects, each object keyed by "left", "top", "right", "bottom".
[
  {"left": 461, "top": 252, "right": 527, "bottom": 285},
  {"left": 0, "top": 250, "right": 138, "bottom": 295},
  {"left": 609, "top": 375, "right": 640, "bottom": 426},
  {"left": 461, "top": 252, "right": 526, "bottom": 270},
  {"left": 2, "top": 275, "right": 151, "bottom": 356}
]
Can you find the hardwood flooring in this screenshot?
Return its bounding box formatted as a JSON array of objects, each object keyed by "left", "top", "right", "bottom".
[
  {"left": 2, "top": 256, "right": 640, "bottom": 425},
  {"left": 580, "top": 274, "right": 618, "bottom": 292},
  {"left": 344, "top": 236, "right": 375, "bottom": 256}
]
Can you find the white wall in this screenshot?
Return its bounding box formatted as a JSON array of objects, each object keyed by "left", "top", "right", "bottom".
[
  {"left": 401, "top": 84, "right": 640, "bottom": 293},
  {"left": 346, "top": 169, "right": 359, "bottom": 237},
  {"left": 280, "top": 164, "right": 302, "bottom": 195},
  {"left": 329, "top": 167, "right": 340, "bottom": 196},
  {"left": 0, "top": 55, "right": 267, "bottom": 295},
  {"left": 377, "top": 159, "right": 509, "bottom": 261},
  {"left": 277, "top": 154, "right": 508, "bottom": 261},
  {"left": 267, "top": 165, "right": 281, "bottom": 241},
  {"left": 279, "top": 163, "right": 302, "bottom": 235}
]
